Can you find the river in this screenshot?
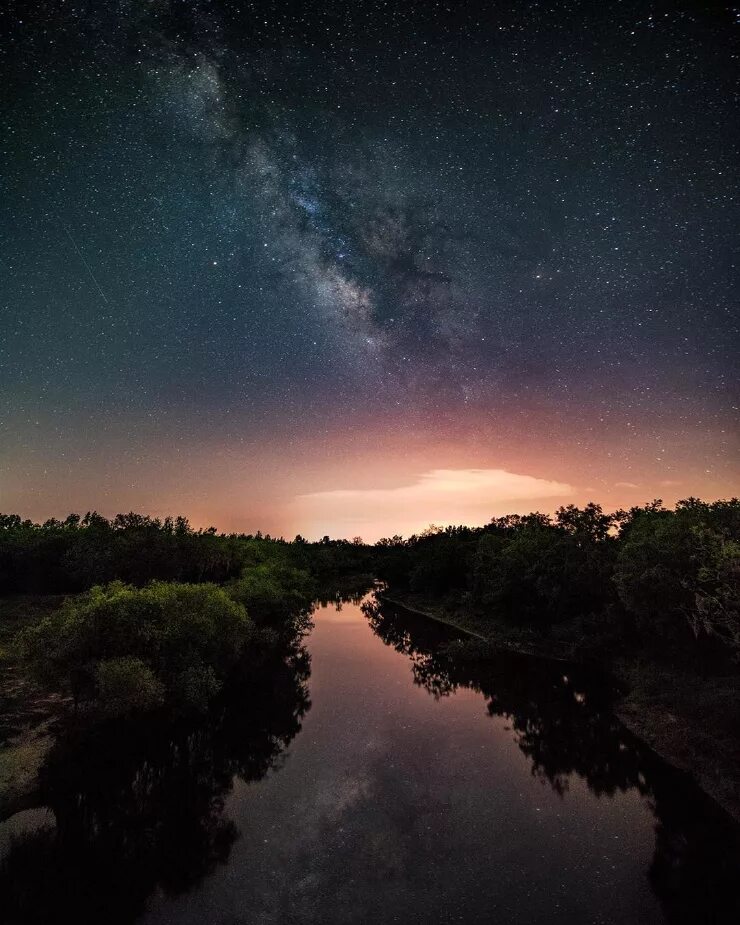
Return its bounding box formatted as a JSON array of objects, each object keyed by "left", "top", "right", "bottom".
[{"left": 1, "top": 591, "right": 739, "bottom": 924}]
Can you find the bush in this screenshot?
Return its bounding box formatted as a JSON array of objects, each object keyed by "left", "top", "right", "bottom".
[
  {"left": 173, "top": 664, "right": 222, "bottom": 712},
  {"left": 20, "top": 581, "right": 253, "bottom": 715},
  {"left": 228, "top": 562, "right": 316, "bottom": 627},
  {"left": 95, "top": 657, "right": 165, "bottom": 716}
]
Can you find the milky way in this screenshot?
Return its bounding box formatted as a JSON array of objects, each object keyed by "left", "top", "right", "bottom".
[{"left": 1, "top": 1, "right": 737, "bottom": 535}]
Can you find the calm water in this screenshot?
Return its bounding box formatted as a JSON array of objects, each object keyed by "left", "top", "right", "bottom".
[{"left": 2, "top": 592, "right": 739, "bottom": 924}]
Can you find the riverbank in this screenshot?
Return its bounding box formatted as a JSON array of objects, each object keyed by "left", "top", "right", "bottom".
[
  {"left": 0, "top": 595, "right": 71, "bottom": 820},
  {"left": 0, "top": 577, "right": 371, "bottom": 822},
  {"left": 379, "top": 590, "right": 740, "bottom": 824},
  {"left": 4, "top": 586, "right": 740, "bottom": 827}
]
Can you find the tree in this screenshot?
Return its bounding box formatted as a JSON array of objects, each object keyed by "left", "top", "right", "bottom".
[
  {"left": 95, "top": 657, "right": 166, "bottom": 716},
  {"left": 690, "top": 532, "right": 740, "bottom": 650},
  {"left": 555, "top": 503, "right": 616, "bottom": 542},
  {"left": 227, "top": 562, "right": 315, "bottom": 628},
  {"left": 614, "top": 499, "right": 740, "bottom": 648},
  {"left": 473, "top": 516, "right": 614, "bottom": 624}
]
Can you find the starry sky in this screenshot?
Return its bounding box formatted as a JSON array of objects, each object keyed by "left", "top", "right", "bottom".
[{"left": 1, "top": 1, "right": 738, "bottom": 539}]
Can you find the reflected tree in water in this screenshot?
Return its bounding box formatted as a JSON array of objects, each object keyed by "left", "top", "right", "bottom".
[
  {"left": 0, "top": 644, "right": 311, "bottom": 925},
  {"left": 365, "top": 598, "right": 740, "bottom": 925}
]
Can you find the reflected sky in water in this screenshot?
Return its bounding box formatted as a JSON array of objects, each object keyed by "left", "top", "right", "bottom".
[
  {"left": 2, "top": 593, "right": 738, "bottom": 925},
  {"left": 139, "top": 594, "right": 738, "bottom": 925}
]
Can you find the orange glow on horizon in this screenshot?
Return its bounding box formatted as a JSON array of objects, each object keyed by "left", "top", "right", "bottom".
[{"left": 5, "top": 404, "right": 738, "bottom": 541}]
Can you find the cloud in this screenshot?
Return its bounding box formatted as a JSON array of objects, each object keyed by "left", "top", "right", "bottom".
[
  {"left": 292, "top": 468, "right": 574, "bottom": 540},
  {"left": 615, "top": 481, "right": 640, "bottom": 489}
]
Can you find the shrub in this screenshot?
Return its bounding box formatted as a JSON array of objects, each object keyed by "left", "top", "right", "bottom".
[
  {"left": 173, "top": 664, "right": 222, "bottom": 712},
  {"left": 20, "top": 581, "right": 253, "bottom": 715},
  {"left": 95, "top": 657, "right": 165, "bottom": 716},
  {"left": 228, "top": 562, "right": 315, "bottom": 627}
]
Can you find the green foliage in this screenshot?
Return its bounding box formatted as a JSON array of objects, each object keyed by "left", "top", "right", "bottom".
[
  {"left": 172, "top": 663, "right": 222, "bottom": 712},
  {"left": 409, "top": 533, "right": 471, "bottom": 595},
  {"left": 555, "top": 502, "right": 617, "bottom": 542},
  {"left": 692, "top": 534, "right": 740, "bottom": 649},
  {"left": 4, "top": 498, "right": 739, "bottom": 659},
  {"left": 228, "top": 562, "right": 316, "bottom": 627},
  {"left": 95, "top": 657, "right": 166, "bottom": 716},
  {"left": 19, "top": 581, "right": 253, "bottom": 715},
  {"left": 473, "top": 515, "right": 615, "bottom": 625},
  {"left": 0, "top": 511, "right": 373, "bottom": 596},
  {"left": 0, "top": 512, "right": 248, "bottom": 593},
  {"left": 374, "top": 499, "right": 739, "bottom": 653},
  {"left": 614, "top": 499, "right": 740, "bottom": 648},
  {"left": 374, "top": 510, "right": 617, "bottom": 627}
]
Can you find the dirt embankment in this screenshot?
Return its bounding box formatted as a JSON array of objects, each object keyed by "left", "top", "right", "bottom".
[{"left": 0, "top": 595, "right": 68, "bottom": 820}]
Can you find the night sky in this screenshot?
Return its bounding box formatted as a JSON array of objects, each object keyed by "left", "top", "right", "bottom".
[{"left": 1, "top": 1, "right": 738, "bottom": 539}]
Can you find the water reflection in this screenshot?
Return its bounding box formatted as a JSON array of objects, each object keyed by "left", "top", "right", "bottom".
[
  {"left": 314, "top": 587, "right": 370, "bottom": 609},
  {"left": 0, "top": 644, "right": 311, "bottom": 925},
  {"left": 364, "top": 598, "right": 740, "bottom": 924},
  {"left": 3, "top": 594, "right": 739, "bottom": 925}
]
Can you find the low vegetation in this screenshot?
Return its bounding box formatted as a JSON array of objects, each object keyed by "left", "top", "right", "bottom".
[{"left": 19, "top": 581, "right": 253, "bottom": 716}]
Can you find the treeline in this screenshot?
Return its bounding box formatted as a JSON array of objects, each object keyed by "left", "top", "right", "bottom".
[
  {"left": 0, "top": 511, "right": 373, "bottom": 722},
  {"left": 3, "top": 499, "right": 738, "bottom": 655},
  {"left": 373, "top": 499, "right": 740, "bottom": 653},
  {"left": 0, "top": 512, "right": 373, "bottom": 595}
]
